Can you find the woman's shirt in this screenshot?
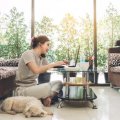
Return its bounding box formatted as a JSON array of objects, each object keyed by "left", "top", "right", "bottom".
[{"left": 16, "top": 50, "right": 48, "bottom": 87}]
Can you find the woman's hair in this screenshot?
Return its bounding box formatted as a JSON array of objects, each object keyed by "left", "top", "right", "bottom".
[{"left": 31, "top": 35, "right": 49, "bottom": 49}]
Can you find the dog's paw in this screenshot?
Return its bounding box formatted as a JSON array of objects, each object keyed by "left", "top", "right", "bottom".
[
  {"left": 43, "top": 107, "right": 53, "bottom": 116},
  {"left": 40, "top": 111, "right": 47, "bottom": 117},
  {"left": 24, "top": 112, "right": 31, "bottom": 118},
  {"left": 6, "top": 110, "right": 16, "bottom": 115},
  {"left": 47, "top": 111, "right": 53, "bottom": 116}
]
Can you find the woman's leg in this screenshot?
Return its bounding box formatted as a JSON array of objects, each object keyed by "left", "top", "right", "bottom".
[
  {"left": 16, "top": 81, "right": 63, "bottom": 99},
  {"left": 50, "top": 80, "right": 63, "bottom": 96},
  {"left": 41, "top": 80, "right": 63, "bottom": 106},
  {"left": 15, "top": 81, "right": 63, "bottom": 106},
  {"left": 18, "top": 83, "right": 52, "bottom": 99}
]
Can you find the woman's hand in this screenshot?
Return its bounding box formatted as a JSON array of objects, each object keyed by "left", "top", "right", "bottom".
[
  {"left": 54, "top": 60, "right": 68, "bottom": 66},
  {"left": 63, "top": 60, "right": 69, "bottom": 64},
  {"left": 27, "top": 59, "right": 69, "bottom": 74}
]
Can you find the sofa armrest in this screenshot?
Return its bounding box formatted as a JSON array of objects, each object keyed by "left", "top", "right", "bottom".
[
  {"left": 0, "top": 58, "right": 19, "bottom": 67},
  {"left": 110, "top": 66, "right": 120, "bottom": 73},
  {"left": 109, "top": 47, "right": 120, "bottom": 53},
  {"left": 0, "top": 67, "right": 17, "bottom": 80},
  {"left": 108, "top": 53, "right": 120, "bottom": 67},
  {"left": 0, "top": 67, "right": 17, "bottom": 99}
]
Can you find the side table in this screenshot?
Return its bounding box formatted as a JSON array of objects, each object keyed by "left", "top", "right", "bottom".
[{"left": 54, "top": 68, "right": 97, "bottom": 109}]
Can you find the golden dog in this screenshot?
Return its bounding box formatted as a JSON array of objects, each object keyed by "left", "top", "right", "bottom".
[{"left": 0, "top": 96, "right": 53, "bottom": 117}]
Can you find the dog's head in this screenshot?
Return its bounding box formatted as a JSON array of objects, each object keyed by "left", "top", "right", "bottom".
[{"left": 24, "top": 106, "right": 47, "bottom": 118}]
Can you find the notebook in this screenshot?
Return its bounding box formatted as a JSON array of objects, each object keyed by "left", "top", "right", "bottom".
[{"left": 54, "top": 45, "right": 80, "bottom": 68}]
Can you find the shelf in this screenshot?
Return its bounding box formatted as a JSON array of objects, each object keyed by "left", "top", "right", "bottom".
[{"left": 63, "top": 81, "right": 89, "bottom": 86}]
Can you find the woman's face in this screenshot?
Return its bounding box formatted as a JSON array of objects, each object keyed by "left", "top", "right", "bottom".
[{"left": 40, "top": 41, "right": 50, "bottom": 54}]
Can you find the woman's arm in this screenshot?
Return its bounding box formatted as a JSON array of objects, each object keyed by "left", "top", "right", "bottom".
[{"left": 27, "top": 61, "right": 67, "bottom": 74}]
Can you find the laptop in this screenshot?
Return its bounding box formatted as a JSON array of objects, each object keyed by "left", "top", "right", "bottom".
[{"left": 54, "top": 45, "right": 80, "bottom": 68}]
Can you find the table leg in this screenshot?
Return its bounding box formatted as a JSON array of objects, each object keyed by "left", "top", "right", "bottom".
[
  {"left": 89, "top": 100, "right": 97, "bottom": 109},
  {"left": 65, "top": 72, "right": 70, "bottom": 98},
  {"left": 57, "top": 98, "right": 64, "bottom": 108}
]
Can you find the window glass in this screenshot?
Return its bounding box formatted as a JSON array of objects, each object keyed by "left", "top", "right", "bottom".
[
  {"left": 0, "top": 0, "right": 31, "bottom": 58},
  {"left": 35, "top": 0, "right": 93, "bottom": 63},
  {"left": 97, "top": 0, "right": 120, "bottom": 83}
]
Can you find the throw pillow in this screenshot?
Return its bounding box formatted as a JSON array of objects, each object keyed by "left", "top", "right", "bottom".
[
  {"left": 110, "top": 59, "right": 120, "bottom": 67},
  {"left": 109, "top": 53, "right": 120, "bottom": 67}
]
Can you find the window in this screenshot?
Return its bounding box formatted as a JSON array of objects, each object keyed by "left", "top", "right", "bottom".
[
  {"left": 0, "top": 0, "right": 31, "bottom": 58},
  {"left": 97, "top": 0, "right": 120, "bottom": 68},
  {"left": 35, "top": 0, "right": 94, "bottom": 62}
]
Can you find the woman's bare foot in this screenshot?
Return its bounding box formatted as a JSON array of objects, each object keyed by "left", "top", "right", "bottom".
[{"left": 42, "top": 97, "right": 51, "bottom": 107}]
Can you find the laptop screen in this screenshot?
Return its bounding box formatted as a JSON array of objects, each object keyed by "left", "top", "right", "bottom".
[{"left": 54, "top": 45, "right": 80, "bottom": 68}]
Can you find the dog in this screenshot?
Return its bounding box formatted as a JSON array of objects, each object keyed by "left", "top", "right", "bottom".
[{"left": 0, "top": 96, "right": 53, "bottom": 118}]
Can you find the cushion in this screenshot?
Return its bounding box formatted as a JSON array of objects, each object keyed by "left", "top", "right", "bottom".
[
  {"left": 0, "top": 58, "right": 19, "bottom": 67},
  {"left": 0, "top": 60, "right": 5, "bottom": 66},
  {"left": 110, "top": 59, "right": 120, "bottom": 67},
  {"left": 0, "top": 67, "right": 16, "bottom": 80},
  {"left": 110, "top": 66, "right": 120, "bottom": 73},
  {"left": 109, "top": 53, "right": 120, "bottom": 67}
]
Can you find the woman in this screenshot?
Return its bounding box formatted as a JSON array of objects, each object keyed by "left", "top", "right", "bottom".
[{"left": 15, "top": 35, "right": 67, "bottom": 106}]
